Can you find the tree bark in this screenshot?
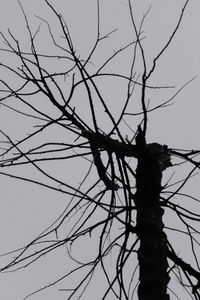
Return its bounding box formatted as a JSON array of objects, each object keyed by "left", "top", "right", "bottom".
[{"left": 135, "top": 144, "right": 170, "bottom": 300}]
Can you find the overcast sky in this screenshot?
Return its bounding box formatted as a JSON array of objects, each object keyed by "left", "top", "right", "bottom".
[{"left": 0, "top": 1, "right": 200, "bottom": 299}]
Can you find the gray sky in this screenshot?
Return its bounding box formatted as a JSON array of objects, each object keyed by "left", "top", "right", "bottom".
[{"left": 0, "top": 1, "right": 200, "bottom": 299}]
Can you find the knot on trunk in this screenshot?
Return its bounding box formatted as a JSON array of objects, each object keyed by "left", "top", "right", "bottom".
[{"left": 145, "top": 143, "right": 172, "bottom": 171}]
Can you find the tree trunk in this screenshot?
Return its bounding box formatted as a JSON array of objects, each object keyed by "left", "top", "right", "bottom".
[{"left": 135, "top": 143, "right": 170, "bottom": 300}]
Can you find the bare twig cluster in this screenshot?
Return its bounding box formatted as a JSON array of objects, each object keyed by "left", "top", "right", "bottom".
[{"left": 0, "top": 1, "right": 200, "bottom": 299}]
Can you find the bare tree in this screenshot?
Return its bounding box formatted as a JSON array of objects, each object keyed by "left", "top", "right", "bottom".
[{"left": 0, "top": 0, "right": 200, "bottom": 299}]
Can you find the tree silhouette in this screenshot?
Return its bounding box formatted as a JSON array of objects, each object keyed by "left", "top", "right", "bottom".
[{"left": 0, "top": 0, "right": 200, "bottom": 299}]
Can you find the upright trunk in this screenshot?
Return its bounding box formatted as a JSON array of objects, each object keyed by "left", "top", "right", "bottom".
[{"left": 135, "top": 143, "right": 171, "bottom": 300}]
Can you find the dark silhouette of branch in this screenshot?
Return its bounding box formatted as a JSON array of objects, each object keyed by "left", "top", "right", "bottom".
[{"left": 0, "top": 1, "right": 199, "bottom": 300}]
